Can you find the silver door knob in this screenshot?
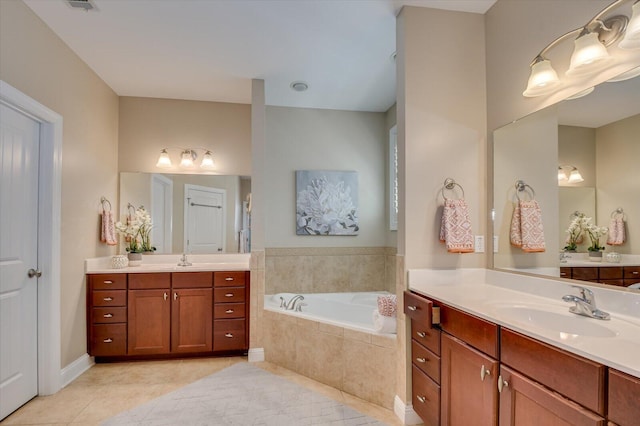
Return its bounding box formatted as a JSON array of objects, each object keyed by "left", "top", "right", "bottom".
[{"left": 28, "top": 268, "right": 42, "bottom": 278}]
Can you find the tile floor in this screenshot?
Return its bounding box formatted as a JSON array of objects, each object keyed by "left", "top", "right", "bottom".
[{"left": 1, "top": 357, "right": 405, "bottom": 425}]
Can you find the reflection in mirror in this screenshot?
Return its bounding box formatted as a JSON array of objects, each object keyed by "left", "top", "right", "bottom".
[
  {"left": 493, "top": 71, "right": 640, "bottom": 290},
  {"left": 119, "top": 173, "right": 251, "bottom": 254}
]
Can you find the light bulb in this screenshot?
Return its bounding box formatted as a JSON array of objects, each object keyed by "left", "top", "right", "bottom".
[
  {"left": 566, "top": 32, "right": 611, "bottom": 76},
  {"left": 200, "top": 151, "right": 215, "bottom": 169},
  {"left": 156, "top": 149, "right": 172, "bottom": 168},
  {"left": 558, "top": 167, "right": 568, "bottom": 182},
  {"left": 568, "top": 168, "right": 584, "bottom": 183},
  {"left": 180, "top": 150, "right": 195, "bottom": 168},
  {"left": 523, "top": 59, "right": 560, "bottom": 97}
]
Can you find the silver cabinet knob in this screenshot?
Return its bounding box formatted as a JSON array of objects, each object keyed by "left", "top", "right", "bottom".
[
  {"left": 225, "top": 277, "right": 234, "bottom": 281},
  {"left": 28, "top": 268, "right": 42, "bottom": 278},
  {"left": 498, "top": 375, "right": 509, "bottom": 393},
  {"left": 103, "top": 297, "right": 113, "bottom": 301},
  {"left": 416, "top": 395, "right": 426, "bottom": 403},
  {"left": 225, "top": 309, "right": 234, "bottom": 314},
  {"left": 224, "top": 333, "right": 233, "bottom": 338},
  {"left": 417, "top": 331, "right": 426, "bottom": 338},
  {"left": 407, "top": 305, "right": 417, "bottom": 311},
  {"left": 480, "top": 365, "right": 491, "bottom": 381},
  {"left": 225, "top": 293, "right": 234, "bottom": 297},
  {"left": 416, "top": 357, "right": 427, "bottom": 363},
  {"left": 103, "top": 338, "right": 113, "bottom": 343},
  {"left": 103, "top": 313, "right": 113, "bottom": 318}
]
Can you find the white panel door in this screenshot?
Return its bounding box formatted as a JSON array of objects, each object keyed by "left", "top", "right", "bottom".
[
  {"left": 0, "top": 104, "right": 40, "bottom": 420},
  {"left": 151, "top": 174, "right": 173, "bottom": 254},
  {"left": 184, "top": 185, "right": 225, "bottom": 254}
]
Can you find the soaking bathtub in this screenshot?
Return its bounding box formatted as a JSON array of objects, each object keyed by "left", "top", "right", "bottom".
[{"left": 263, "top": 291, "right": 395, "bottom": 334}]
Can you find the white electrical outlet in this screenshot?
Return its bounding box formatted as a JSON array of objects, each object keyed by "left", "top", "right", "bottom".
[
  {"left": 493, "top": 236, "right": 499, "bottom": 253},
  {"left": 475, "top": 236, "right": 485, "bottom": 253}
]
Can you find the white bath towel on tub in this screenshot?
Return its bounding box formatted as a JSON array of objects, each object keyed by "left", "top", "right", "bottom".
[{"left": 372, "top": 309, "right": 396, "bottom": 334}]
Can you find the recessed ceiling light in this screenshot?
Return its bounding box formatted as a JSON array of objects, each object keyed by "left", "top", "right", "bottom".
[
  {"left": 66, "top": 0, "right": 98, "bottom": 11},
  {"left": 290, "top": 81, "right": 309, "bottom": 92}
]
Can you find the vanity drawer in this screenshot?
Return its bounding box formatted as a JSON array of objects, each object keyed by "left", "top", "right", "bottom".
[
  {"left": 214, "top": 287, "right": 246, "bottom": 303},
  {"left": 213, "top": 319, "right": 246, "bottom": 351},
  {"left": 599, "top": 267, "right": 623, "bottom": 280},
  {"left": 623, "top": 266, "right": 640, "bottom": 279},
  {"left": 92, "top": 290, "right": 126, "bottom": 307},
  {"left": 411, "top": 339, "right": 440, "bottom": 383},
  {"left": 571, "top": 267, "right": 598, "bottom": 281},
  {"left": 500, "top": 328, "right": 606, "bottom": 415},
  {"left": 608, "top": 369, "right": 640, "bottom": 426},
  {"left": 172, "top": 271, "right": 213, "bottom": 288},
  {"left": 559, "top": 267, "right": 571, "bottom": 279},
  {"left": 128, "top": 272, "right": 171, "bottom": 289},
  {"left": 214, "top": 302, "right": 245, "bottom": 319},
  {"left": 411, "top": 318, "right": 441, "bottom": 355},
  {"left": 92, "top": 307, "right": 127, "bottom": 324},
  {"left": 440, "top": 304, "right": 498, "bottom": 358},
  {"left": 412, "top": 365, "right": 440, "bottom": 426},
  {"left": 91, "top": 324, "right": 127, "bottom": 356},
  {"left": 89, "top": 274, "right": 126, "bottom": 290},
  {"left": 214, "top": 271, "right": 246, "bottom": 287},
  {"left": 403, "top": 291, "right": 433, "bottom": 325}
]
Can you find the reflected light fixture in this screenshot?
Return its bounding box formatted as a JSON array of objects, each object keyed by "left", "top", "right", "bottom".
[
  {"left": 558, "top": 165, "right": 584, "bottom": 183},
  {"left": 524, "top": 0, "right": 640, "bottom": 98},
  {"left": 155, "top": 148, "right": 216, "bottom": 170}
]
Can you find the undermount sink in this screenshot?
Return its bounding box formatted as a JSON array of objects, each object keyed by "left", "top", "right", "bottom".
[{"left": 491, "top": 304, "right": 618, "bottom": 338}]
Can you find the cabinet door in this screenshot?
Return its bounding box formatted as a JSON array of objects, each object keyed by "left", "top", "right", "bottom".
[
  {"left": 171, "top": 288, "right": 213, "bottom": 353},
  {"left": 498, "top": 366, "right": 605, "bottom": 426},
  {"left": 441, "top": 333, "right": 498, "bottom": 426},
  {"left": 608, "top": 369, "right": 640, "bottom": 426},
  {"left": 128, "top": 289, "right": 171, "bottom": 355}
]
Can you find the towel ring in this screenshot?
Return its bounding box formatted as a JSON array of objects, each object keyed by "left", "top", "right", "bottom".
[
  {"left": 515, "top": 180, "right": 535, "bottom": 201},
  {"left": 100, "top": 196, "right": 112, "bottom": 212},
  {"left": 611, "top": 207, "right": 625, "bottom": 219},
  {"left": 441, "top": 178, "right": 465, "bottom": 201}
]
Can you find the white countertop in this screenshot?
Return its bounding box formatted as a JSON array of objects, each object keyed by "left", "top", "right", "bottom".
[
  {"left": 561, "top": 253, "right": 640, "bottom": 267},
  {"left": 85, "top": 253, "right": 251, "bottom": 274},
  {"left": 408, "top": 268, "right": 640, "bottom": 378}
]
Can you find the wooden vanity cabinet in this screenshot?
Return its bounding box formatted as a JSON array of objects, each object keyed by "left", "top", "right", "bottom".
[
  {"left": 560, "top": 266, "right": 640, "bottom": 287},
  {"left": 171, "top": 272, "right": 213, "bottom": 353},
  {"left": 213, "top": 271, "right": 249, "bottom": 352},
  {"left": 87, "top": 274, "right": 128, "bottom": 356},
  {"left": 128, "top": 273, "right": 171, "bottom": 355},
  {"left": 608, "top": 369, "right": 640, "bottom": 426}
]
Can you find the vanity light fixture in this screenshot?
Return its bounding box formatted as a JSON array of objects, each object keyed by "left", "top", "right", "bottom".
[
  {"left": 523, "top": 0, "right": 640, "bottom": 97},
  {"left": 155, "top": 148, "right": 216, "bottom": 170},
  {"left": 558, "top": 165, "right": 584, "bottom": 183}
]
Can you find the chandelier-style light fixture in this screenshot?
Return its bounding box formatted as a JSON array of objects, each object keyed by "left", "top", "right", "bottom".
[
  {"left": 558, "top": 165, "right": 585, "bottom": 184},
  {"left": 155, "top": 148, "right": 215, "bottom": 170},
  {"left": 524, "top": 0, "right": 640, "bottom": 97}
]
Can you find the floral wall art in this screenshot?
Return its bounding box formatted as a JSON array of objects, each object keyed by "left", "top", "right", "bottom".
[{"left": 295, "top": 170, "right": 359, "bottom": 236}]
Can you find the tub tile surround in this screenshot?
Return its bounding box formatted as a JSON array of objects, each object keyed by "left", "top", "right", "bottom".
[
  {"left": 265, "top": 247, "right": 396, "bottom": 294},
  {"left": 408, "top": 268, "right": 640, "bottom": 378},
  {"left": 262, "top": 309, "right": 397, "bottom": 409}
]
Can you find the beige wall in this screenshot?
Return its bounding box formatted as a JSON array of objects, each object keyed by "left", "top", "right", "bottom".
[
  {"left": 559, "top": 126, "right": 597, "bottom": 188},
  {"left": 596, "top": 114, "right": 640, "bottom": 254},
  {"left": 118, "top": 96, "right": 251, "bottom": 176},
  {"left": 0, "top": 0, "right": 119, "bottom": 367},
  {"left": 264, "top": 106, "right": 388, "bottom": 248}
]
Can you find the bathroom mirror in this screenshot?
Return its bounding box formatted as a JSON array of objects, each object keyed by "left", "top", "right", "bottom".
[
  {"left": 119, "top": 172, "right": 251, "bottom": 254},
  {"left": 493, "top": 71, "right": 640, "bottom": 288}
]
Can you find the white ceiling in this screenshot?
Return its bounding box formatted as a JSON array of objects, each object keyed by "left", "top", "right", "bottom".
[{"left": 23, "top": 0, "right": 496, "bottom": 112}]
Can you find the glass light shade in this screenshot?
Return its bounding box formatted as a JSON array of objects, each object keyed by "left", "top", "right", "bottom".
[
  {"left": 566, "top": 87, "right": 594, "bottom": 100},
  {"left": 607, "top": 66, "right": 640, "bottom": 82},
  {"left": 568, "top": 168, "right": 584, "bottom": 183},
  {"left": 558, "top": 167, "right": 568, "bottom": 182},
  {"left": 156, "top": 149, "right": 172, "bottom": 168},
  {"left": 180, "top": 150, "right": 195, "bottom": 168},
  {"left": 523, "top": 59, "right": 560, "bottom": 97},
  {"left": 619, "top": 2, "right": 640, "bottom": 49},
  {"left": 200, "top": 151, "right": 215, "bottom": 169},
  {"left": 566, "top": 32, "right": 611, "bottom": 76}
]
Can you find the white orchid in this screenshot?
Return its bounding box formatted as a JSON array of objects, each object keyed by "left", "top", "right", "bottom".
[{"left": 115, "top": 206, "right": 154, "bottom": 253}]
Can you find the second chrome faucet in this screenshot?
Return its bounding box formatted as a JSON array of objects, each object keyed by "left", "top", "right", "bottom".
[{"left": 562, "top": 286, "right": 610, "bottom": 320}]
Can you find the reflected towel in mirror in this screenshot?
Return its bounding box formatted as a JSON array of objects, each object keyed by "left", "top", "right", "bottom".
[
  {"left": 607, "top": 217, "right": 625, "bottom": 246},
  {"left": 510, "top": 200, "right": 545, "bottom": 252}
]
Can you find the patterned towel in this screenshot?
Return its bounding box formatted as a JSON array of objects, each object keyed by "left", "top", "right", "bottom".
[
  {"left": 510, "top": 200, "right": 545, "bottom": 252},
  {"left": 607, "top": 217, "right": 625, "bottom": 245},
  {"left": 439, "top": 198, "right": 474, "bottom": 253},
  {"left": 101, "top": 210, "right": 117, "bottom": 246},
  {"left": 377, "top": 294, "right": 397, "bottom": 317}
]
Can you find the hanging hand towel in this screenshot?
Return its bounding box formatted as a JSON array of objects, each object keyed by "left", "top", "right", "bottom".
[
  {"left": 607, "top": 217, "right": 625, "bottom": 245},
  {"left": 101, "top": 210, "right": 118, "bottom": 246},
  {"left": 510, "top": 200, "right": 545, "bottom": 252},
  {"left": 439, "top": 198, "right": 474, "bottom": 253}
]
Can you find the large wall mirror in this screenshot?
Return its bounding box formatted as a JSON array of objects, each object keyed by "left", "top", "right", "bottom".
[
  {"left": 493, "top": 69, "right": 640, "bottom": 291},
  {"left": 120, "top": 173, "right": 251, "bottom": 254}
]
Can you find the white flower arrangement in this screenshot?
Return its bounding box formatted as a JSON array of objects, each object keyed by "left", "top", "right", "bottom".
[{"left": 115, "top": 206, "right": 154, "bottom": 253}]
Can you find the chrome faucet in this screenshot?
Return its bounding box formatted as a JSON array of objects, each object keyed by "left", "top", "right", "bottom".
[
  {"left": 562, "top": 286, "right": 610, "bottom": 320},
  {"left": 280, "top": 294, "right": 305, "bottom": 310},
  {"left": 177, "top": 253, "right": 192, "bottom": 267}
]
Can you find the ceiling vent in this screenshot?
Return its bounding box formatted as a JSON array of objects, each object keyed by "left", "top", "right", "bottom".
[{"left": 66, "top": 0, "right": 97, "bottom": 11}]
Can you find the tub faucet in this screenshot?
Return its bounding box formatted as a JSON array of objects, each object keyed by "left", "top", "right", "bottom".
[
  {"left": 281, "top": 294, "right": 305, "bottom": 310},
  {"left": 177, "top": 253, "right": 192, "bottom": 267},
  {"left": 562, "top": 286, "right": 610, "bottom": 320}
]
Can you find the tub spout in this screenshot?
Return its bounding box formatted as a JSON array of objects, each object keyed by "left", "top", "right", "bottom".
[{"left": 282, "top": 294, "right": 305, "bottom": 310}]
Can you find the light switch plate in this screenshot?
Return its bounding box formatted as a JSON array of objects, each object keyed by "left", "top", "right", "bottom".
[{"left": 475, "top": 236, "right": 485, "bottom": 253}]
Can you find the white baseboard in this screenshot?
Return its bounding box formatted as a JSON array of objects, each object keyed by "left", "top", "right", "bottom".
[
  {"left": 248, "top": 348, "right": 265, "bottom": 362},
  {"left": 394, "top": 395, "right": 423, "bottom": 425},
  {"left": 60, "top": 353, "right": 94, "bottom": 388}
]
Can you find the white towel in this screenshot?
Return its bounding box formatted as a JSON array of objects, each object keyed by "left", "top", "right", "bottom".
[{"left": 372, "top": 309, "right": 396, "bottom": 334}]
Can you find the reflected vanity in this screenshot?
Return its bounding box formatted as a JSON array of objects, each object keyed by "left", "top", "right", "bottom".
[{"left": 492, "top": 72, "right": 640, "bottom": 290}]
